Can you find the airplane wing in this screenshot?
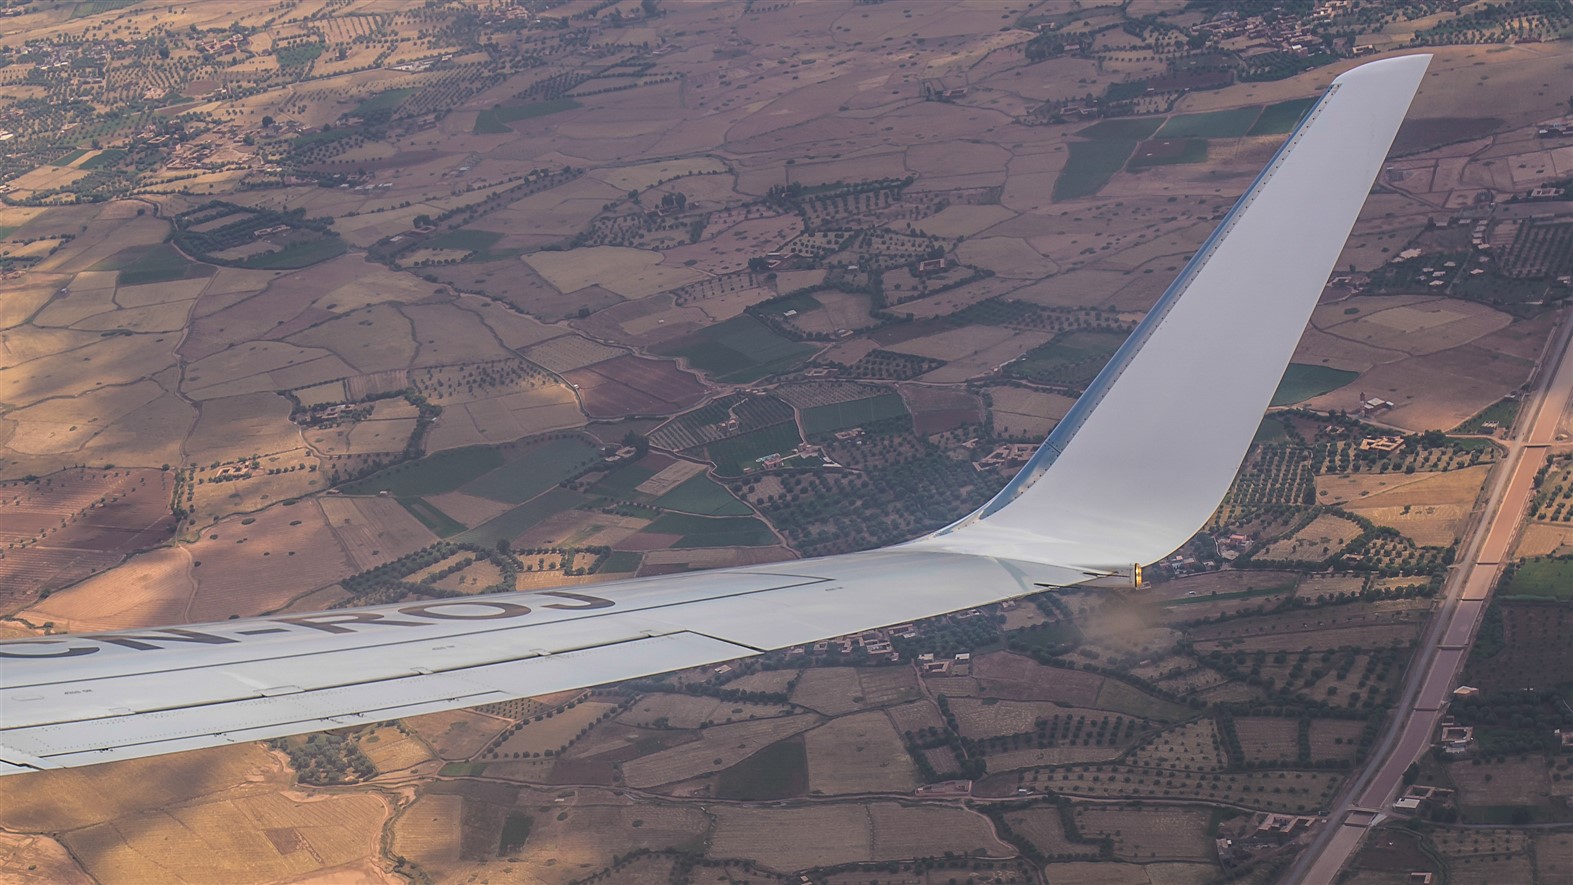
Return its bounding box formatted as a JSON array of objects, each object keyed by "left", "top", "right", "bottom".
[{"left": 0, "top": 55, "right": 1429, "bottom": 776}]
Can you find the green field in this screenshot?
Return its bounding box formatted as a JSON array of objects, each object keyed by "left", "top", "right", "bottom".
[
  {"left": 276, "top": 42, "right": 325, "bottom": 68},
  {"left": 760, "top": 291, "right": 823, "bottom": 316},
  {"left": 291, "top": 128, "right": 359, "bottom": 150},
  {"left": 1077, "top": 118, "right": 1164, "bottom": 140},
  {"left": 460, "top": 437, "right": 600, "bottom": 504},
  {"left": 457, "top": 487, "right": 586, "bottom": 547},
  {"left": 658, "top": 315, "right": 816, "bottom": 383},
  {"left": 1127, "top": 138, "right": 1208, "bottom": 168},
  {"left": 1248, "top": 98, "right": 1317, "bottom": 136},
  {"left": 1500, "top": 558, "right": 1573, "bottom": 600},
  {"left": 398, "top": 497, "right": 466, "bottom": 537},
  {"left": 716, "top": 738, "right": 808, "bottom": 800},
  {"left": 79, "top": 148, "right": 126, "bottom": 170},
  {"left": 1253, "top": 415, "right": 1290, "bottom": 445},
  {"left": 1455, "top": 396, "right": 1520, "bottom": 434},
  {"left": 601, "top": 550, "right": 643, "bottom": 573},
  {"left": 706, "top": 423, "right": 804, "bottom": 476},
  {"left": 473, "top": 98, "right": 581, "bottom": 134},
  {"left": 655, "top": 474, "right": 752, "bottom": 516},
  {"left": 426, "top": 228, "right": 503, "bottom": 251},
  {"left": 1009, "top": 620, "right": 1082, "bottom": 655},
  {"left": 646, "top": 512, "right": 776, "bottom": 547},
  {"left": 69, "top": 0, "right": 136, "bottom": 19},
  {"left": 800, "top": 394, "right": 910, "bottom": 435},
  {"left": 1007, "top": 329, "right": 1127, "bottom": 387},
  {"left": 1271, "top": 363, "right": 1357, "bottom": 406},
  {"left": 592, "top": 462, "right": 660, "bottom": 499},
  {"left": 240, "top": 235, "right": 347, "bottom": 269},
  {"left": 52, "top": 149, "right": 87, "bottom": 167},
  {"left": 355, "top": 88, "right": 415, "bottom": 115},
  {"left": 1054, "top": 139, "right": 1137, "bottom": 201},
  {"left": 1156, "top": 106, "right": 1262, "bottom": 138},
  {"left": 343, "top": 446, "right": 506, "bottom": 497},
  {"left": 115, "top": 244, "right": 213, "bottom": 286}
]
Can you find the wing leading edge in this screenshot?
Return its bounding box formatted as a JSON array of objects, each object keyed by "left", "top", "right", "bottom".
[{"left": 0, "top": 55, "right": 1429, "bottom": 776}]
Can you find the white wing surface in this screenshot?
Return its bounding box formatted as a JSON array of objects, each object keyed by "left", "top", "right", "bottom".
[{"left": 0, "top": 55, "right": 1428, "bottom": 776}]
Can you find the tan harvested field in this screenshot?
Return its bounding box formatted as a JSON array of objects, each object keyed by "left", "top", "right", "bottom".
[
  {"left": 319, "top": 495, "right": 436, "bottom": 570},
  {"left": 1320, "top": 298, "right": 1510, "bottom": 356},
  {"left": 405, "top": 709, "right": 509, "bottom": 761},
  {"left": 709, "top": 803, "right": 1009, "bottom": 871},
  {"left": 950, "top": 698, "right": 1119, "bottom": 741},
  {"left": 803, "top": 711, "right": 918, "bottom": 795},
  {"left": 521, "top": 334, "right": 626, "bottom": 373},
  {"left": 891, "top": 327, "right": 1054, "bottom": 383},
  {"left": 0, "top": 744, "right": 288, "bottom": 833},
  {"left": 1321, "top": 464, "right": 1488, "bottom": 546},
  {"left": 1127, "top": 719, "right": 1227, "bottom": 771},
  {"left": 1075, "top": 805, "right": 1214, "bottom": 861},
  {"left": 621, "top": 714, "right": 820, "bottom": 789},
  {"left": 972, "top": 652, "right": 1108, "bottom": 705},
  {"left": 619, "top": 693, "right": 794, "bottom": 730},
  {"left": 358, "top": 726, "right": 434, "bottom": 774},
  {"left": 525, "top": 247, "right": 707, "bottom": 299},
  {"left": 493, "top": 701, "right": 617, "bottom": 757},
  {"left": 1258, "top": 513, "right": 1363, "bottom": 562},
  {"left": 790, "top": 666, "right": 866, "bottom": 716},
  {"left": 1515, "top": 522, "right": 1573, "bottom": 558},
  {"left": 1535, "top": 832, "right": 1573, "bottom": 884},
  {"left": 0, "top": 832, "right": 93, "bottom": 885},
  {"left": 1429, "top": 829, "right": 1534, "bottom": 885},
  {"left": 1308, "top": 718, "right": 1366, "bottom": 762},
  {"left": 1235, "top": 717, "right": 1300, "bottom": 764},
  {"left": 26, "top": 497, "right": 351, "bottom": 628},
  {"left": 724, "top": 669, "right": 801, "bottom": 695},
  {"left": 1449, "top": 754, "right": 1553, "bottom": 810},
  {"left": 884, "top": 699, "right": 946, "bottom": 736},
  {"left": 988, "top": 385, "right": 1076, "bottom": 439},
  {"left": 1003, "top": 808, "right": 1101, "bottom": 860}
]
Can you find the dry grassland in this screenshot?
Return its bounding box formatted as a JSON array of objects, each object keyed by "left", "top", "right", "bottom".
[
  {"left": 709, "top": 802, "right": 1009, "bottom": 871},
  {"left": 725, "top": 669, "right": 802, "bottom": 694},
  {"left": 1515, "top": 522, "right": 1573, "bottom": 558},
  {"left": 1535, "top": 832, "right": 1573, "bottom": 884},
  {"left": 1258, "top": 513, "right": 1363, "bottom": 562},
  {"left": 1235, "top": 718, "right": 1300, "bottom": 764},
  {"left": 288, "top": 304, "right": 416, "bottom": 374},
  {"left": 494, "top": 701, "right": 617, "bottom": 756},
  {"left": 522, "top": 335, "right": 626, "bottom": 373},
  {"left": 0, "top": 744, "right": 287, "bottom": 832},
  {"left": 1032, "top": 862, "right": 1154, "bottom": 885},
  {"left": 1429, "top": 828, "right": 1533, "bottom": 885},
  {"left": 0, "top": 832, "right": 92, "bottom": 885},
  {"left": 1127, "top": 719, "right": 1227, "bottom": 771},
  {"left": 972, "top": 652, "right": 1107, "bottom": 704},
  {"left": 357, "top": 726, "right": 434, "bottom": 774},
  {"left": 63, "top": 790, "right": 387, "bottom": 885},
  {"left": 1003, "top": 808, "right": 1100, "bottom": 859},
  {"left": 405, "top": 709, "right": 509, "bottom": 760},
  {"left": 318, "top": 495, "right": 437, "bottom": 570},
  {"left": 618, "top": 693, "right": 794, "bottom": 730},
  {"left": 790, "top": 667, "right": 867, "bottom": 716},
  {"left": 1323, "top": 300, "right": 1510, "bottom": 356},
  {"left": 524, "top": 246, "right": 707, "bottom": 299},
  {"left": 1448, "top": 755, "right": 1552, "bottom": 809},
  {"left": 1075, "top": 805, "right": 1213, "bottom": 861},
  {"left": 1308, "top": 719, "right": 1366, "bottom": 762},
  {"left": 989, "top": 386, "right": 1077, "bottom": 439},
  {"left": 804, "top": 711, "right": 918, "bottom": 795},
  {"left": 621, "top": 714, "right": 820, "bottom": 789},
  {"left": 885, "top": 699, "right": 946, "bottom": 736},
  {"left": 951, "top": 698, "right": 1113, "bottom": 741}
]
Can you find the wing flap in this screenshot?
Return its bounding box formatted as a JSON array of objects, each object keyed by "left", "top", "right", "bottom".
[{"left": 3, "top": 631, "right": 755, "bottom": 769}]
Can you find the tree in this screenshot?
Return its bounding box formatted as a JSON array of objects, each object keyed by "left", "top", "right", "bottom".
[{"left": 261, "top": 115, "right": 275, "bottom": 128}]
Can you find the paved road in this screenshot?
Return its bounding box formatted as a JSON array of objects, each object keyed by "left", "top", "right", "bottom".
[{"left": 1289, "top": 310, "right": 1573, "bottom": 883}]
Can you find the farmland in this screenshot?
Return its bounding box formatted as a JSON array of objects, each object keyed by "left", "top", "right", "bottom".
[{"left": 0, "top": 0, "right": 1565, "bottom": 879}]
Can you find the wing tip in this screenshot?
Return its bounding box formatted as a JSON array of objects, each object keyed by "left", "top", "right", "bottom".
[{"left": 1331, "top": 52, "right": 1432, "bottom": 86}]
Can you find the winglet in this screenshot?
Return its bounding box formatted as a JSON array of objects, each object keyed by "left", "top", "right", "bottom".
[{"left": 914, "top": 54, "right": 1431, "bottom": 571}]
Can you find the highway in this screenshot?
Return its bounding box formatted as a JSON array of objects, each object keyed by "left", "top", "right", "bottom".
[{"left": 1288, "top": 309, "right": 1573, "bottom": 884}]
